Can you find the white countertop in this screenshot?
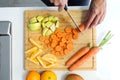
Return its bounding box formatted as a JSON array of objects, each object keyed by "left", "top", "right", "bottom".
[{"left": 0, "top": 0, "right": 120, "bottom": 80}]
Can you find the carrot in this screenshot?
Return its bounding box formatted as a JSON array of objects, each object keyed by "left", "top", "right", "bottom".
[
  {"left": 51, "top": 50, "right": 56, "bottom": 54},
  {"left": 64, "top": 49, "right": 70, "bottom": 55},
  {"left": 54, "top": 29, "right": 60, "bottom": 34},
  {"left": 50, "top": 34, "right": 57, "bottom": 39},
  {"left": 73, "top": 34, "right": 78, "bottom": 39},
  {"left": 65, "top": 47, "right": 90, "bottom": 66},
  {"left": 50, "top": 42, "right": 57, "bottom": 48},
  {"left": 60, "top": 50, "right": 64, "bottom": 56},
  {"left": 78, "top": 22, "right": 86, "bottom": 32},
  {"left": 68, "top": 46, "right": 99, "bottom": 71},
  {"left": 59, "top": 42, "right": 64, "bottom": 47},
  {"left": 44, "top": 38, "right": 49, "bottom": 44},
  {"left": 56, "top": 31, "right": 63, "bottom": 38},
  {"left": 43, "top": 45, "right": 47, "bottom": 49},
  {"left": 40, "top": 26, "right": 78, "bottom": 56},
  {"left": 61, "top": 37, "right": 66, "bottom": 43},
  {"left": 55, "top": 51, "right": 60, "bottom": 56},
  {"left": 66, "top": 34, "right": 72, "bottom": 40},
  {"left": 67, "top": 43, "right": 74, "bottom": 50},
  {"left": 72, "top": 29, "right": 79, "bottom": 34},
  {"left": 55, "top": 45, "right": 62, "bottom": 51},
  {"left": 65, "top": 26, "right": 72, "bottom": 33},
  {"left": 39, "top": 36, "right": 46, "bottom": 42},
  {"left": 68, "top": 30, "right": 113, "bottom": 71}
]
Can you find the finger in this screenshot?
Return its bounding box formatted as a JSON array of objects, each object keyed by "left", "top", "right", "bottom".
[
  {"left": 54, "top": 0, "right": 59, "bottom": 6},
  {"left": 98, "top": 9, "right": 106, "bottom": 24},
  {"left": 98, "top": 13, "right": 105, "bottom": 24},
  {"left": 50, "top": 0, "right": 54, "bottom": 3},
  {"left": 58, "top": 0, "right": 66, "bottom": 12},
  {"left": 85, "top": 11, "right": 96, "bottom": 29},
  {"left": 58, "top": 4, "right": 65, "bottom": 12},
  {"left": 64, "top": 0, "right": 68, "bottom": 4},
  {"left": 89, "top": 15, "right": 101, "bottom": 28}
]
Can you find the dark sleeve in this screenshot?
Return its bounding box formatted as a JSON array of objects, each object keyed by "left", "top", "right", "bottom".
[{"left": 41, "top": 0, "right": 90, "bottom": 6}]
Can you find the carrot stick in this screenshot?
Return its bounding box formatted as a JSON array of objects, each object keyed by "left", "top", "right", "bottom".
[
  {"left": 69, "top": 46, "right": 100, "bottom": 71},
  {"left": 65, "top": 47, "right": 90, "bottom": 66}
]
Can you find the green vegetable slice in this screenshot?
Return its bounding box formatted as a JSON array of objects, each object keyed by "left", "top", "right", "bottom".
[
  {"left": 29, "top": 17, "right": 37, "bottom": 24},
  {"left": 28, "top": 23, "right": 41, "bottom": 31}
]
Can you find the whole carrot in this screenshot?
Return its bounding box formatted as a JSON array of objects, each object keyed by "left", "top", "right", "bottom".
[
  {"left": 65, "top": 47, "right": 90, "bottom": 66},
  {"left": 68, "top": 30, "right": 113, "bottom": 71},
  {"left": 69, "top": 46, "right": 100, "bottom": 71}
]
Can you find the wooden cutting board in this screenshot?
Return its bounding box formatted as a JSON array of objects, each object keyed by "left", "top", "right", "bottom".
[{"left": 24, "top": 10, "right": 96, "bottom": 71}]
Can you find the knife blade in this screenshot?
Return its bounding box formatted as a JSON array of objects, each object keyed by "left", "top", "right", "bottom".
[{"left": 64, "top": 5, "right": 81, "bottom": 32}]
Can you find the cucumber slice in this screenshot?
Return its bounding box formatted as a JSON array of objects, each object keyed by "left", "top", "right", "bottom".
[
  {"left": 50, "top": 24, "right": 56, "bottom": 32},
  {"left": 29, "top": 17, "right": 37, "bottom": 24},
  {"left": 45, "top": 30, "right": 53, "bottom": 37},
  {"left": 48, "top": 16, "right": 54, "bottom": 21},
  {"left": 45, "top": 21, "right": 53, "bottom": 28},
  {"left": 42, "top": 22, "right": 46, "bottom": 28},
  {"left": 28, "top": 23, "right": 41, "bottom": 31},
  {"left": 42, "top": 28, "right": 49, "bottom": 36},
  {"left": 52, "top": 16, "right": 59, "bottom": 22},
  {"left": 55, "top": 21, "right": 59, "bottom": 28},
  {"left": 37, "top": 16, "right": 44, "bottom": 22},
  {"left": 42, "top": 17, "right": 49, "bottom": 23}
]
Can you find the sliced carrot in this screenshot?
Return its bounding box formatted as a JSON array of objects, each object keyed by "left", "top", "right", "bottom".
[
  {"left": 59, "top": 42, "right": 64, "bottom": 47},
  {"left": 39, "top": 36, "right": 46, "bottom": 42},
  {"left": 72, "top": 29, "right": 79, "bottom": 34},
  {"left": 60, "top": 50, "right": 64, "bottom": 56},
  {"left": 63, "top": 43, "right": 67, "bottom": 49},
  {"left": 64, "top": 49, "right": 70, "bottom": 55},
  {"left": 50, "top": 34, "right": 57, "bottom": 39},
  {"left": 66, "top": 40, "right": 73, "bottom": 44},
  {"left": 50, "top": 42, "right": 57, "bottom": 48},
  {"left": 79, "top": 22, "right": 86, "bottom": 32},
  {"left": 61, "top": 37, "right": 66, "bottom": 43},
  {"left": 67, "top": 43, "right": 74, "bottom": 50},
  {"left": 44, "top": 38, "right": 49, "bottom": 44},
  {"left": 61, "top": 32, "right": 67, "bottom": 37},
  {"left": 56, "top": 31, "right": 63, "bottom": 38},
  {"left": 55, "top": 51, "right": 60, "bottom": 56},
  {"left": 65, "top": 26, "right": 72, "bottom": 33},
  {"left": 55, "top": 29, "right": 60, "bottom": 34},
  {"left": 55, "top": 45, "right": 62, "bottom": 51},
  {"left": 43, "top": 44, "right": 47, "bottom": 49},
  {"left": 66, "top": 34, "right": 73, "bottom": 40},
  {"left": 47, "top": 43, "right": 51, "bottom": 48},
  {"left": 51, "top": 50, "right": 56, "bottom": 54},
  {"left": 73, "top": 34, "right": 78, "bottom": 39}
]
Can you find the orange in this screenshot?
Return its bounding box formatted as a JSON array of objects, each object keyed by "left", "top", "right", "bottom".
[
  {"left": 41, "top": 71, "right": 57, "bottom": 80},
  {"left": 26, "top": 71, "right": 40, "bottom": 80}
]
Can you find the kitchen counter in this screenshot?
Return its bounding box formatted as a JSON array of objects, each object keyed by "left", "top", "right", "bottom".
[{"left": 0, "top": 0, "right": 120, "bottom": 80}]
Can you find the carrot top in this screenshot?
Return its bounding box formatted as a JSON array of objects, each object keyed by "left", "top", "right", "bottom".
[{"left": 99, "top": 31, "right": 113, "bottom": 48}]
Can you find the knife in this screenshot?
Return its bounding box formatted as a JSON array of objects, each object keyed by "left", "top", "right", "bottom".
[{"left": 64, "top": 5, "right": 81, "bottom": 32}]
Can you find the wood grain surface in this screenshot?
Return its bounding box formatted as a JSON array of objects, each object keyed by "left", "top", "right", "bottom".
[{"left": 24, "top": 10, "right": 96, "bottom": 71}]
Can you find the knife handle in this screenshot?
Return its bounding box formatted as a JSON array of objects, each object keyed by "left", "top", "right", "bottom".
[{"left": 64, "top": 4, "right": 68, "bottom": 11}]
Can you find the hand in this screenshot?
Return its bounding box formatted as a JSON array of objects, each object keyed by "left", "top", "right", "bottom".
[
  {"left": 85, "top": 0, "right": 106, "bottom": 29},
  {"left": 50, "top": 0, "right": 68, "bottom": 11}
]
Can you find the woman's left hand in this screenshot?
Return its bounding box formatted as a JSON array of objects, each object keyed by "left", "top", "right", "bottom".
[{"left": 50, "top": 0, "right": 68, "bottom": 11}]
